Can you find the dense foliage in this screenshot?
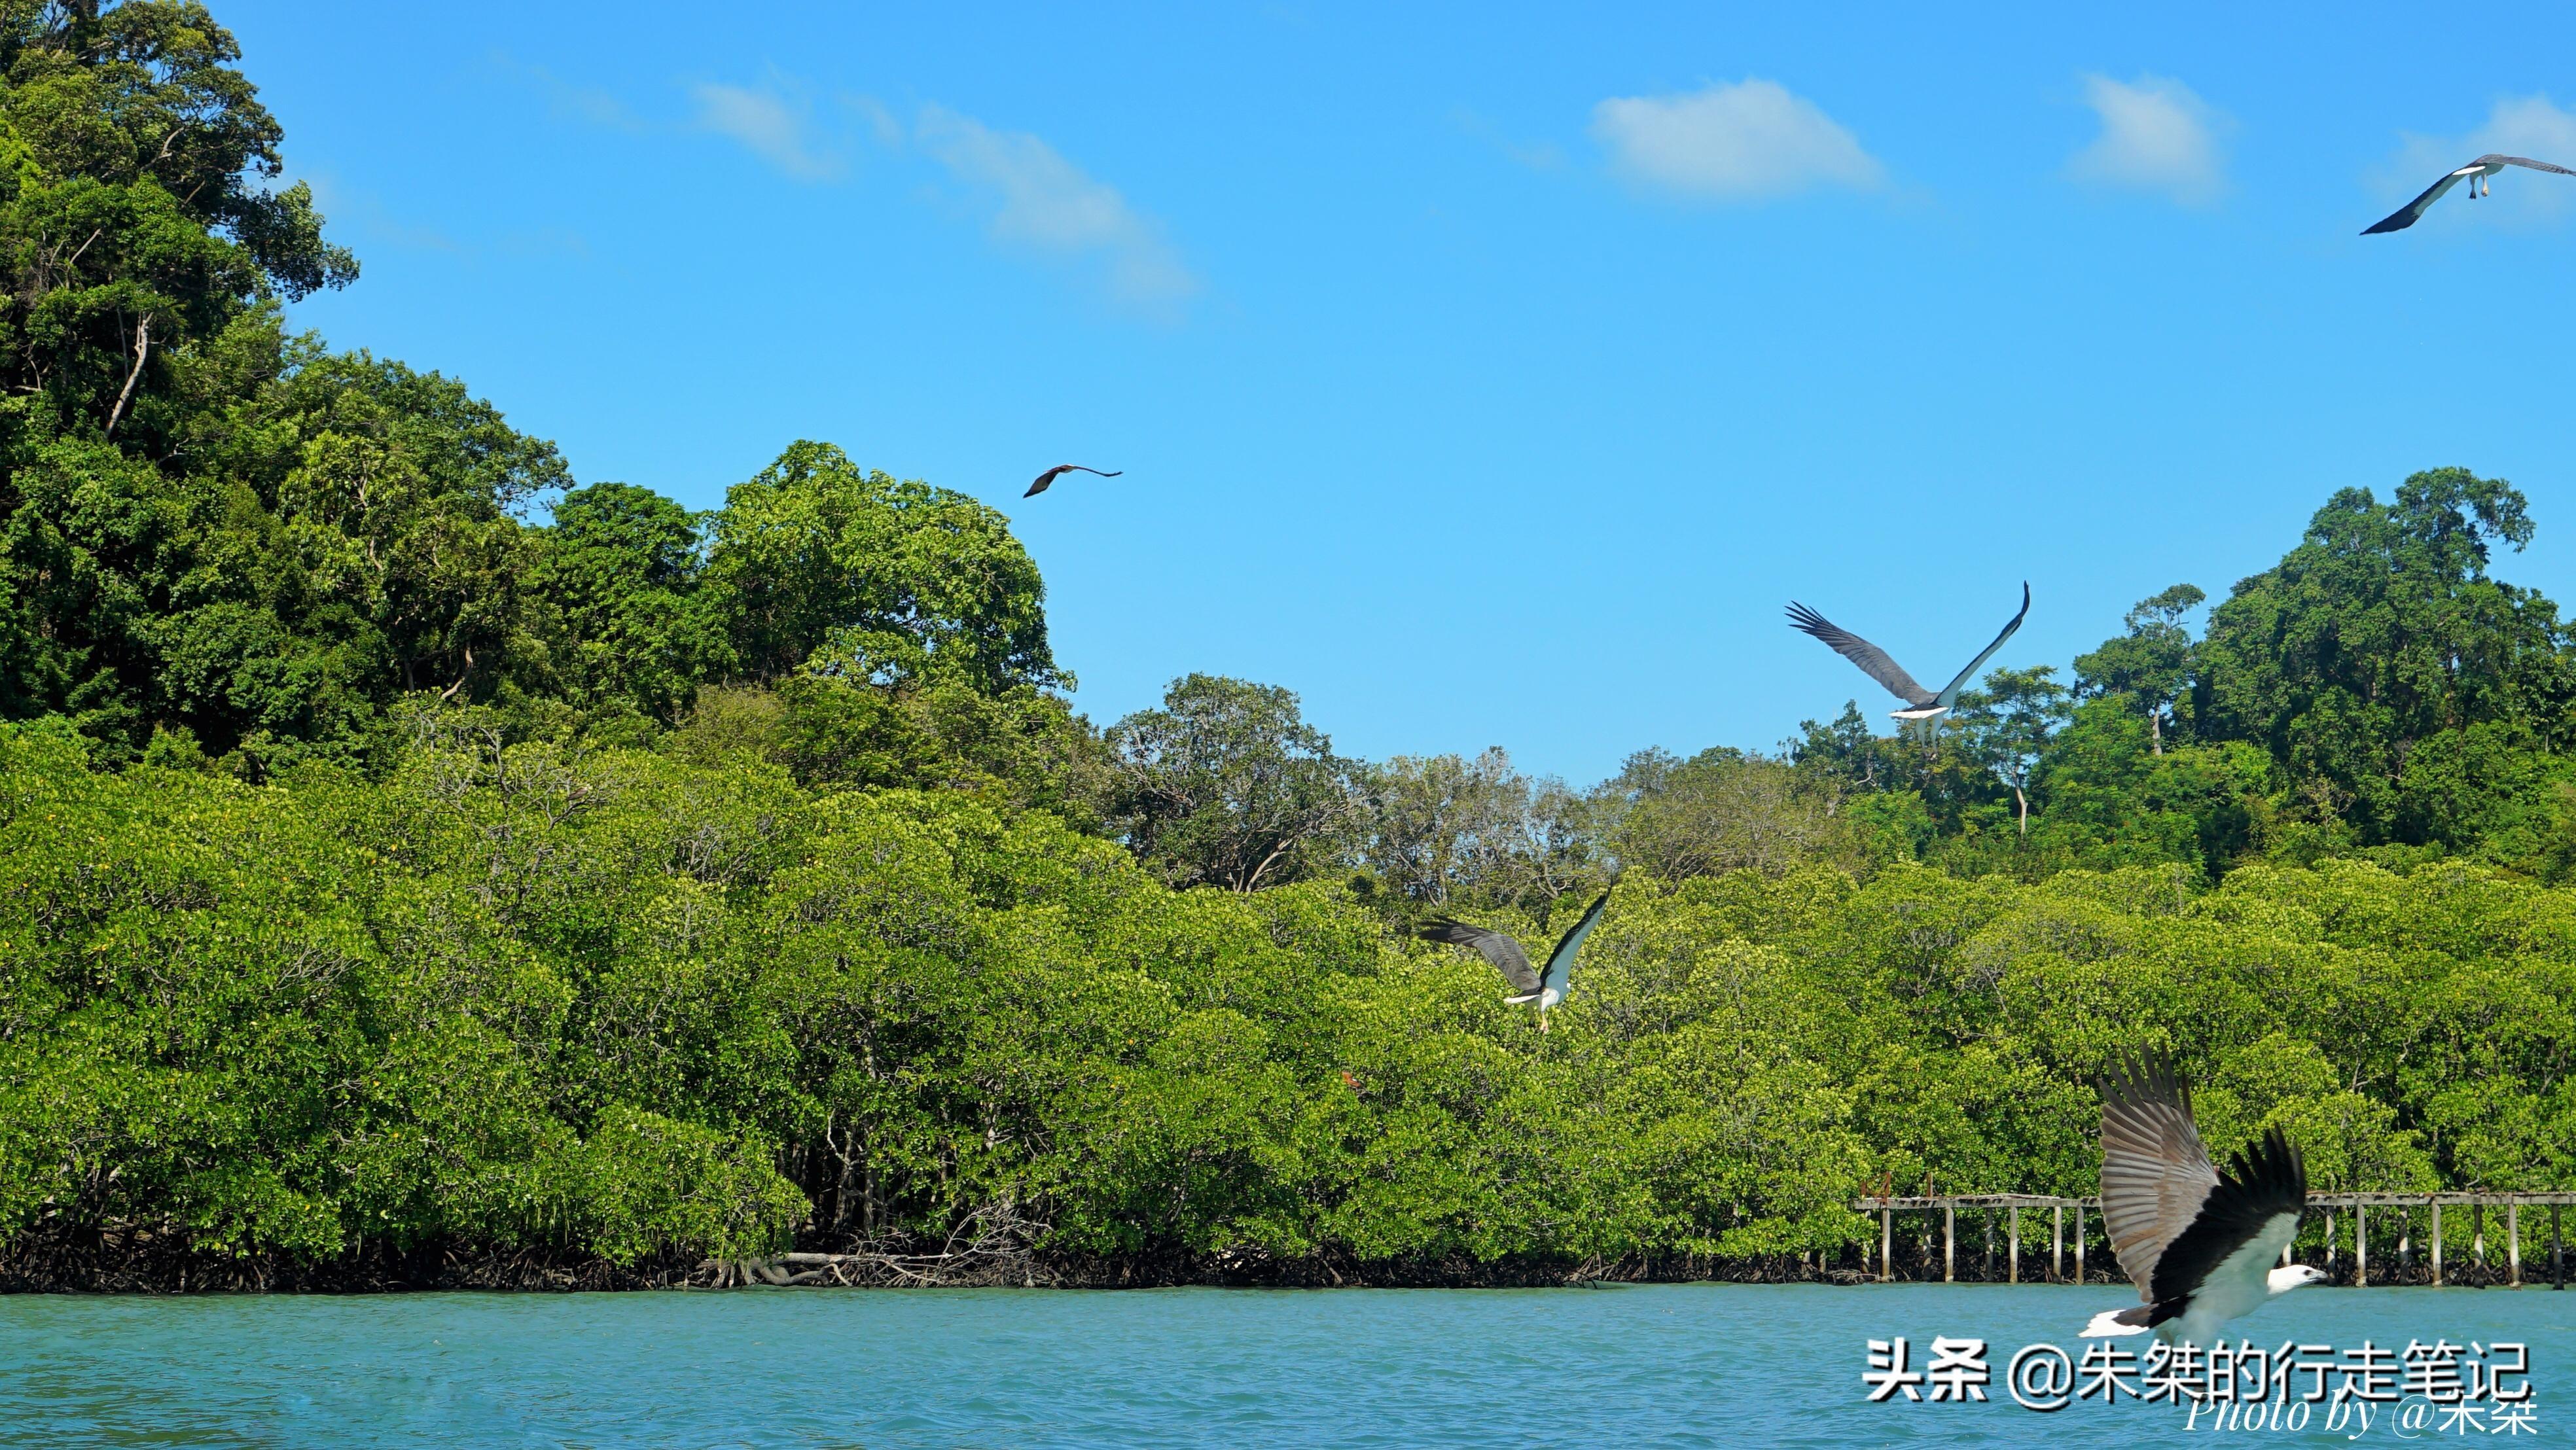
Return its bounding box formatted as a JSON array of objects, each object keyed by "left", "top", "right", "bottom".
[
  {"left": 8, "top": 716, "right": 2569, "bottom": 1279},
  {"left": 1, "top": 1, "right": 2571, "bottom": 1284}
]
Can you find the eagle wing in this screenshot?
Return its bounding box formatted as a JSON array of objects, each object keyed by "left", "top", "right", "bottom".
[
  {"left": 2097, "top": 1054, "right": 2221, "bottom": 1301},
  {"left": 1418, "top": 918, "right": 1541, "bottom": 996},
  {"left": 2147, "top": 1123, "right": 2307, "bottom": 1310},
  {"left": 1536, "top": 889, "right": 1614, "bottom": 997},
  {"left": 2363, "top": 168, "right": 2471, "bottom": 234},
  {"left": 1933, "top": 582, "right": 2031, "bottom": 708},
  {"left": 1786, "top": 603, "right": 1936, "bottom": 707},
  {"left": 2499, "top": 154, "right": 2576, "bottom": 177}
]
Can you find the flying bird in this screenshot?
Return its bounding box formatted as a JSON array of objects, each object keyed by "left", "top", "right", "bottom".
[
  {"left": 1416, "top": 888, "right": 1613, "bottom": 1033},
  {"left": 1785, "top": 582, "right": 2029, "bottom": 735},
  {"left": 2364, "top": 153, "right": 2576, "bottom": 234},
  {"left": 2083, "top": 1055, "right": 2321, "bottom": 1347},
  {"left": 1023, "top": 464, "right": 1122, "bottom": 497}
]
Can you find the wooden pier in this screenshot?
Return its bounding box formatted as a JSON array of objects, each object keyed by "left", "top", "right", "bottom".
[{"left": 1853, "top": 1192, "right": 2576, "bottom": 1288}]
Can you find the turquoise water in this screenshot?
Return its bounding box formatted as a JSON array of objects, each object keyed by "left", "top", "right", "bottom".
[{"left": 2, "top": 1283, "right": 2571, "bottom": 1447}]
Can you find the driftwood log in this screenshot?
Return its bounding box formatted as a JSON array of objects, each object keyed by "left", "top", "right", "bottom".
[{"left": 692, "top": 1205, "right": 1048, "bottom": 1288}]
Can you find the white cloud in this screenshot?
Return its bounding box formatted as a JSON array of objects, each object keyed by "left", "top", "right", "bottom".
[
  {"left": 848, "top": 94, "right": 905, "bottom": 151},
  {"left": 915, "top": 103, "right": 1198, "bottom": 311},
  {"left": 2068, "top": 74, "right": 2228, "bottom": 205},
  {"left": 493, "top": 56, "right": 646, "bottom": 133},
  {"left": 2471, "top": 94, "right": 2576, "bottom": 158},
  {"left": 2383, "top": 95, "right": 2576, "bottom": 227},
  {"left": 1589, "top": 79, "right": 1881, "bottom": 200},
  {"left": 690, "top": 78, "right": 843, "bottom": 182}
]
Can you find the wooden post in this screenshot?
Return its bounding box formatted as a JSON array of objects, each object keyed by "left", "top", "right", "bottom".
[
  {"left": 2051, "top": 1205, "right": 2063, "bottom": 1282},
  {"left": 2010, "top": 1205, "right": 2021, "bottom": 1284},
  {"left": 2508, "top": 1202, "right": 2520, "bottom": 1288},
  {"left": 2553, "top": 1204, "right": 2564, "bottom": 1290},
  {"left": 2074, "top": 1202, "right": 2086, "bottom": 1282},
  {"left": 1944, "top": 1205, "right": 1956, "bottom": 1283},
  {"left": 2433, "top": 1202, "right": 2444, "bottom": 1286},
  {"left": 1882, "top": 1204, "right": 1893, "bottom": 1283},
  {"left": 2356, "top": 1203, "right": 2368, "bottom": 1288}
]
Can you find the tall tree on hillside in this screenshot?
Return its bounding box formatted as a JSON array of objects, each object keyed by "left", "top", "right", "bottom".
[
  {"left": 1950, "top": 665, "right": 2070, "bottom": 839},
  {"left": 0, "top": 0, "right": 359, "bottom": 751},
  {"left": 1364, "top": 747, "right": 1594, "bottom": 909},
  {"left": 706, "top": 441, "right": 1058, "bottom": 694},
  {"left": 0, "top": 0, "right": 354, "bottom": 447},
  {"left": 532, "top": 482, "right": 730, "bottom": 724},
  {"left": 1107, "top": 673, "right": 1364, "bottom": 892},
  {"left": 2196, "top": 469, "right": 2576, "bottom": 841},
  {"left": 2074, "top": 584, "right": 2204, "bottom": 754},
  {"left": 148, "top": 350, "right": 567, "bottom": 766}
]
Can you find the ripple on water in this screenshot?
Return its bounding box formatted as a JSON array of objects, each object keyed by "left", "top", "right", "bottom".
[{"left": 1, "top": 1282, "right": 2571, "bottom": 1448}]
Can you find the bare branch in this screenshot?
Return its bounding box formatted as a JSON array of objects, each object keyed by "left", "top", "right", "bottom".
[
  {"left": 439, "top": 645, "right": 477, "bottom": 702},
  {"left": 103, "top": 314, "right": 151, "bottom": 434}
]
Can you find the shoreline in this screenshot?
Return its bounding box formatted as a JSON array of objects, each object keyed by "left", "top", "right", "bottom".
[
  {"left": 0, "top": 1236, "right": 1878, "bottom": 1294},
  {"left": 10, "top": 1239, "right": 2502, "bottom": 1294}
]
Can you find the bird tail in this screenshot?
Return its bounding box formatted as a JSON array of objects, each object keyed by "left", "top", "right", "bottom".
[
  {"left": 1501, "top": 991, "right": 1541, "bottom": 1004},
  {"left": 2082, "top": 1305, "right": 2153, "bottom": 1339}
]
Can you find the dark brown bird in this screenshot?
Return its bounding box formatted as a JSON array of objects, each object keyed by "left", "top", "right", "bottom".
[{"left": 1024, "top": 464, "right": 1122, "bottom": 497}]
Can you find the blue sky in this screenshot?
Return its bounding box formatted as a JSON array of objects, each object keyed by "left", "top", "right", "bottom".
[{"left": 223, "top": 1, "right": 2576, "bottom": 785}]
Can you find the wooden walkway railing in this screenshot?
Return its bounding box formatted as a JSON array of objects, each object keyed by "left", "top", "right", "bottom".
[{"left": 1852, "top": 1192, "right": 2576, "bottom": 1288}]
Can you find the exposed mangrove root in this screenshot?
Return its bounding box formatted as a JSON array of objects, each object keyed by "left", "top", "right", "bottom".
[
  {"left": 693, "top": 1203, "right": 1050, "bottom": 1288},
  {"left": 7, "top": 1213, "right": 1935, "bottom": 1294}
]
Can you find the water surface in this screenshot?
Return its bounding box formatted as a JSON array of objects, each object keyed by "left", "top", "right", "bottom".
[{"left": 3, "top": 1282, "right": 2569, "bottom": 1447}]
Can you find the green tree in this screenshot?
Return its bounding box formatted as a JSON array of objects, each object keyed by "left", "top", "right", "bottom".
[
  {"left": 149, "top": 349, "right": 566, "bottom": 768},
  {"left": 532, "top": 481, "right": 730, "bottom": 726},
  {"left": 1107, "top": 673, "right": 1364, "bottom": 892},
  {"left": 2197, "top": 469, "right": 2576, "bottom": 843},
  {"left": 767, "top": 671, "right": 1112, "bottom": 824},
  {"left": 706, "top": 441, "right": 1058, "bottom": 693},
  {"left": 2026, "top": 701, "right": 2270, "bottom": 874},
  {"left": 1791, "top": 701, "right": 1906, "bottom": 797},
  {"left": 0, "top": 0, "right": 354, "bottom": 450},
  {"left": 0, "top": 0, "right": 363, "bottom": 751},
  {"left": 2074, "top": 583, "right": 2203, "bottom": 754},
  {"left": 1361, "top": 747, "right": 1594, "bottom": 910},
  {"left": 1600, "top": 745, "right": 1859, "bottom": 881},
  {"left": 1950, "top": 664, "right": 2069, "bottom": 841}
]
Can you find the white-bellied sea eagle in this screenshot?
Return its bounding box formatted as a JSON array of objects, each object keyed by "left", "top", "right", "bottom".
[
  {"left": 1785, "top": 583, "right": 2029, "bottom": 736},
  {"left": 2084, "top": 1055, "right": 2323, "bottom": 1346},
  {"left": 2365, "top": 153, "right": 2576, "bottom": 234},
  {"left": 1415, "top": 889, "right": 1613, "bottom": 1033}
]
